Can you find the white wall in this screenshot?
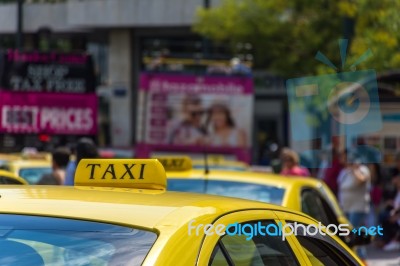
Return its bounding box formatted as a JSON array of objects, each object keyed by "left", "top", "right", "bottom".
[
  {"left": 108, "top": 29, "right": 132, "bottom": 147},
  {"left": 0, "top": 3, "right": 69, "bottom": 33},
  {"left": 0, "top": 0, "right": 222, "bottom": 33}
]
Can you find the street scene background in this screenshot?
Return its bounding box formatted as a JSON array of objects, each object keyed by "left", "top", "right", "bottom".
[{"left": 0, "top": 0, "right": 399, "bottom": 264}]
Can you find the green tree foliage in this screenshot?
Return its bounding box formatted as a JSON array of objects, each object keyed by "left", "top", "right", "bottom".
[
  {"left": 347, "top": 0, "right": 400, "bottom": 71},
  {"left": 194, "top": 0, "right": 400, "bottom": 77}
]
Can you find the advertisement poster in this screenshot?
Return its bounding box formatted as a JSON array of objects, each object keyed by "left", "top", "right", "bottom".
[
  {"left": 0, "top": 91, "right": 97, "bottom": 135},
  {"left": 0, "top": 50, "right": 96, "bottom": 93},
  {"left": 136, "top": 73, "right": 254, "bottom": 162}
]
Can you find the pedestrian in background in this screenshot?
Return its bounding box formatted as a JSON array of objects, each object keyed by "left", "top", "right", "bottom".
[
  {"left": 337, "top": 149, "right": 370, "bottom": 261},
  {"left": 64, "top": 138, "right": 98, "bottom": 186},
  {"left": 383, "top": 175, "right": 400, "bottom": 251},
  {"left": 38, "top": 147, "right": 70, "bottom": 185},
  {"left": 367, "top": 163, "right": 383, "bottom": 228},
  {"left": 321, "top": 148, "right": 343, "bottom": 197},
  {"left": 376, "top": 175, "right": 400, "bottom": 251},
  {"left": 280, "top": 148, "right": 310, "bottom": 177}
]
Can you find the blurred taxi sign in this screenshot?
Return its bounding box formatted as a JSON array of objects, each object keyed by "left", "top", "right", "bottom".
[
  {"left": 156, "top": 156, "right": 192, "bottom": 171},
  {"left": 74, "top": 159, "right": 167, "bottom": 190},
  {"left": 208, "top": 155, "right": 225, "bottom": 163}
]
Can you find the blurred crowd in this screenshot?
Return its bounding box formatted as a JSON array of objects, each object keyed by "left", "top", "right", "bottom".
[
  {"left": 278, "top": 146, "right": 400, "bottom": 254},
  {"left": 37, "top": 138, "right": 99, "bottom": 186}
]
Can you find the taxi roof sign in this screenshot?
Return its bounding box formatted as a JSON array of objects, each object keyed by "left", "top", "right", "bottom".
[
  {"left": 156, "top": 156, "right": 192, "bottom": 171},
  {"left": 74, "top": 159, "right": 167, "bottom": 190}
]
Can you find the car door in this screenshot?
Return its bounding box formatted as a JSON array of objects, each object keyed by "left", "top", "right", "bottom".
[
  {"left": 274, "top": 211, "right": 362, "bottom": 266},
  {"left": 197, "top": 209, "right": 308, "bottom": 266}
]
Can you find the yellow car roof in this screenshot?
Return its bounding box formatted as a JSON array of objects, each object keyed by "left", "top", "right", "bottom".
[
  {"left": 0, "top": 186, "right": 294, "bottom": 231},
  {"left": 1, "top": 159, "right": 303, "bottom": 232},
  {"left": 0, "top": 154, "right": 21, "bottom": 161},
  {"left": 5, "top": 159, "right": 51, "bottom": 167},
  {"left": 167, "top": 169, "right": 346, "bottom": 223},
  {"left": 168, "top": 168, "right": 317, "bottom": 188},
  {"left": 11, "top": 152, "right": 52, "bottom": 161}
]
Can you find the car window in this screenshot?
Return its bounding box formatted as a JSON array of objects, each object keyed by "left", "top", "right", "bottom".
[
  {"left": 297, "top": 232, "right": 358, "bottom": 266},
  {"left": 209, "top": 242, "right": 231, "bottom": 266},
  {"left": 291, "top": 224, "right": 361, "bottom": 266},
  {"left": 0, "top": 214, "right": 157, "bottom": 266},
  {"left": 297, "top": 236, "right": 341, "bottom": 266},
  {"left": 209, "top": 221, "right": 298, "bottom": 266},
  {"left": 18, "top": 167, "right": 52, "bottom": 184},
  {"left": 168, "top": 179, "right": 285, "bottom": 205},
  {"left": 317, "top": 185, "right": 345, "bottom": 218},
  {"left": 301, "top": 189, "right": 331, "bottom": 225}
]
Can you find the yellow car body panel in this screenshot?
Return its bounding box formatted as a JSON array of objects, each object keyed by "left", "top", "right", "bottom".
[
  {"left": 0, "top": 159, "right": 362, "bottom": 265},
  {"left": 5, "top": 160, "right": 51, "bottom": 173},
  {"left": 0, "top": 186, "right": 361, "bottom": 266},
  {"left": 10, "top": 152, "right": 52, "bottom": 161},
  {"left": 0, "top": 185, "right": 308, "bottom": 265},
  {"left": 0, "top": 153, "right": 21, "bottom": 161}
]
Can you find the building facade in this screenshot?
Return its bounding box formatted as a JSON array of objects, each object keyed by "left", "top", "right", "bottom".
[{"left": 0, "top": 0, "right": 299, "bottom": 163}]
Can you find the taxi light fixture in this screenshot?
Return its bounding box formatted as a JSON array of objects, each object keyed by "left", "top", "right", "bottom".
[
  {"left": 155, "top": 156, "right": 192, "bottom": 171},
  {"left": 74, "top": 159, "right": 167, "bottom": 190}
]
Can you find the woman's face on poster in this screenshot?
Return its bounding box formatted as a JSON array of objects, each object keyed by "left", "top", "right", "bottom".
[{"left": 210, "top": 107, "right": 228, "bottom": 128}]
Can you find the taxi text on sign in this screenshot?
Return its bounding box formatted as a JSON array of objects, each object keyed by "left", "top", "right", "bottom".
[
  {"left": 74, "top": 159, "right": 167, "bottom": 190},
  {"left": 156, "top": 156, "right": 192, "bottom": 171}
]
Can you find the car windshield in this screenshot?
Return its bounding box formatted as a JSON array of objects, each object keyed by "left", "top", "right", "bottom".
[
  {"left": 18, "top": 167, "right": 52, "bottom": 184},
  {"left": 0, "top": 214, "right": 157, "bottom": 266},
  {"left": 168, "top": 179, "right": 285, "bottom": 205}
]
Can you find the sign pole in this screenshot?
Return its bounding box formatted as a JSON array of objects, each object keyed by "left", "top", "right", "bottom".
[{"left": 16, "top": 0, "right": 24, "bottom": 50}]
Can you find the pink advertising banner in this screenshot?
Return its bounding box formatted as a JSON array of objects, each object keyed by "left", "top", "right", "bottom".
[
  {"left": 137, "top": 73, "right": 254, "bottom": 162},
  {"left": 140, "top": 73, "right": 253, "bottom": 94},
  {"left": 0, "top": 91, "right": 97, "bottom": 135}
]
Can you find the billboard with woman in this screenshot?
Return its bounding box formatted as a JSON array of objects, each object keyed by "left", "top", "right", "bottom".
[{"left": 136, "top": 73, "right": 253, "bottom": 162}]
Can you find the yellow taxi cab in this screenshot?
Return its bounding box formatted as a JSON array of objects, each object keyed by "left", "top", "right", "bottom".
[
  {"left": 0, "top": 159, "right": 51, "bottom": 184},
  {"left": 0, "top": 159, "right": 363, "bottom": 265},
  {"left": 161, "top": 157, "right": 369, "bottom": 248},
  {"left": 0, "top": 169, "right": 28, "bottom": 185},
  {"left": 0, "top": 152, "right": 52, "bottom": 184}
]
